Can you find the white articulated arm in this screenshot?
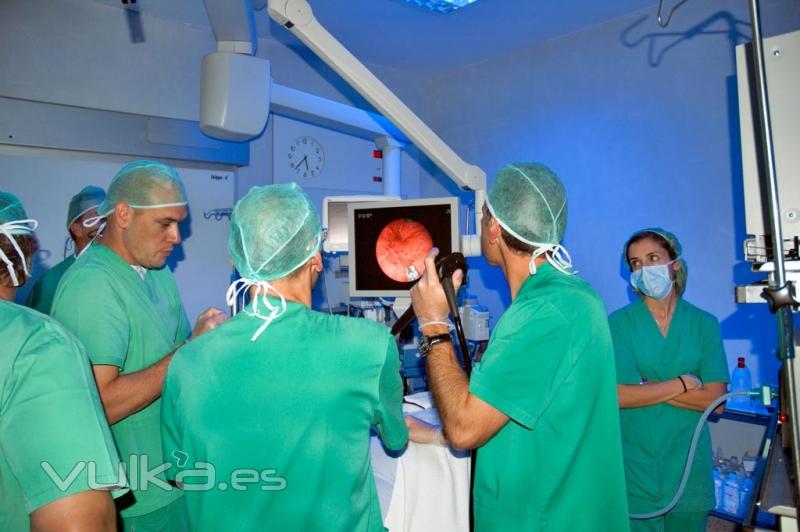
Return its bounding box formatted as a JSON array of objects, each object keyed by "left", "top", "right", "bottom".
[
  {"left": 267, "top": 0, "right": 486, "bottom": 195},
  {"left": 268, "top": 0, "right": 486, "bottom": 255}
]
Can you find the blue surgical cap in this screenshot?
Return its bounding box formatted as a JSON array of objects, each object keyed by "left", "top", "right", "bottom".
[{"left": 67, "top": 185, "right": 105, "bottom": 228}]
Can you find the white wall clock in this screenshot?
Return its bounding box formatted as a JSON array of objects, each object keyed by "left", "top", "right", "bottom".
[{"left": 288, "top": 135, "right": 325, "bottom": 178}]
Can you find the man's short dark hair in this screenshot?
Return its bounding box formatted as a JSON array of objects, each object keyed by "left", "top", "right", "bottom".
[
  {"left": 484, "top": 207, "right": 535, "bottom": 255},
  {"left": 500, "top": 227, "right": 535, "bottom": 255}
]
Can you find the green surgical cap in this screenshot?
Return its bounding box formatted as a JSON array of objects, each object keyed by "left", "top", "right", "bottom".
[
  {"left": 230, "top": 183, "right": 322, "bottom": 281},
  {"left": 624, "top": 227, "right": 688, "bottom": 296},
  {"left": 67, "top": 185, "right": 105, "bottom": 228},
  {"left": 486, "top": 163, "right": 567, "bottom": 246},
  {"left": 98, "top": 160, "right": 187, "bottom": 217},
  {"left": 0, "top": 192, "right": 28, "bottom": 228}
]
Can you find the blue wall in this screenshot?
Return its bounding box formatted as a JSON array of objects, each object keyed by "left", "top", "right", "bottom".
[{"left": 418, "top": 0, "right": 800, "bottom": 385}]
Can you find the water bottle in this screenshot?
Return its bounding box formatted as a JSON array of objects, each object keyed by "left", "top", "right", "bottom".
[
  {"left": 713, "top": 468, "right": 724, "bottom": 511},
  {"left": 742, "top": 451, "right": 758, "bottom": 475},
  {"left": 723, "top": 472, "right": 741, "bottom": 515},
  {"left": 728, "top": 357, "right": 753, "bottom": 412},
  {"left": 739, "top": 475, "right": 755, "bottom": 516},
  {"left": 714, "top": 447, "right": 723, "bottom": 462},
  {"left": 713, "top": 449, "right": 727, "bottom": 511}
]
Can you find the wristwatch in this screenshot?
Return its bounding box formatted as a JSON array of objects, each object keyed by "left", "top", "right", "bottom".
[{"left": 419, "top": 333, "right": 452, "bottom": 356}]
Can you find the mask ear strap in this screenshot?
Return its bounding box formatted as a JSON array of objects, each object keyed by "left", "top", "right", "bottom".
[
  {"left": 528, "top": 247, "right": 547, "bottom": 275},
  {"left": 248, "top": 281, "right": 287, "bottom": 342},
  {"left": 64, "top": 236, "right": 74, "bottom": 259},
  {"left": 0, "top": 220, "right": 37, "bottom": 287},
  {"left": 224, "top": 278, "right": 288, "bottom": 341},
  {"left": 4, "top": 234, "right": 26, "bottom": 284},
  {"left": 0, "top": 245, "right": 20, "bottom": 287},
  {"left": 547, "top": 244, "right": 575, "bottom": 274},
  {"left": 75, "top": 220, "right": 106, "bottom": 260},
  {"left": 528, "top": 243, "right": 576, "bottom": 276},
  {"left": 82, "top": 214, "right": 106, "bottom": 228},
  {"left": 225, "top": 278, "right": 252, "bottom": 316}
]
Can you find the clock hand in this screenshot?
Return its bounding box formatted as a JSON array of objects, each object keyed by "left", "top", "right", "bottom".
[{"left": 302, "top": 156, "right": 310, "bottom": 170}]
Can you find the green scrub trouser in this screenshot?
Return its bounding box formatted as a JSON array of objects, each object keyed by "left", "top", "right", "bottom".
[
  {"left": 120, "top": 497, "right": 188, "bottom": 532},
  {"left": 629, "top": 510, "right": 708, "bottom": 532}
]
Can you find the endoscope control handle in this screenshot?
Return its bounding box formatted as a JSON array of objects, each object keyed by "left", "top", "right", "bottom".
[
  {"left": 441, "top": 276, "right": 459, "bottom": 316},
  {"left": 390, "top": 252, "right": 468, "bottom": 336},
  {"left": 435, "top": 252, "right": 468, "bottom": 283},
  {"left": 437, "top": 252, "right": 468, "bottom": 319}
]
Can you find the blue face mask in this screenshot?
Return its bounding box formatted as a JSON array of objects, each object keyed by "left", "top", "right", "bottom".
[{"left": 630, "top": 261, "right": 676, "bottom": 300}]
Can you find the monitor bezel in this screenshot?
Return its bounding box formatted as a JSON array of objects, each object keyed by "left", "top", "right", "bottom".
[
  {"left": 347, "top": 196, "right": 460, "bottom": 298},
  {"left": 322, "top": 195, "right": 400, "bottom": 253}
]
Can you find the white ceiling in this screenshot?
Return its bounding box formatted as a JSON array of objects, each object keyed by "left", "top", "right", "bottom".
[{"left": 86, "top": 0, "right": 659, "bottom": 71}]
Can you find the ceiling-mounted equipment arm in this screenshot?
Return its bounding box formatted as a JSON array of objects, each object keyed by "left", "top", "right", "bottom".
[
  {"left": 268, "top": 0, "right": 486, "bottom": 194},
  {"left": 204, "top": 0, "right": 259, "bottom": 54}
]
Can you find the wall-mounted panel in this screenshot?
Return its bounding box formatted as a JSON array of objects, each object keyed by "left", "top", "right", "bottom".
[
  {"left": 271, "top": 115, "right": 384, "bottom": 195},
  {"left": 0, "top": 97, "right": 249, "bottom": 166}
]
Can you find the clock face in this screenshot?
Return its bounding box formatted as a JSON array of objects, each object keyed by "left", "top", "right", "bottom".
[{"left": 288, "top": 136, "right": 325, "bottom": 178}]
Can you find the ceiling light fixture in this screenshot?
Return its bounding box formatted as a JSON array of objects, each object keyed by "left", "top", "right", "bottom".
[{"left": 401, "top": 0, "right": 481, "bottom": 14}]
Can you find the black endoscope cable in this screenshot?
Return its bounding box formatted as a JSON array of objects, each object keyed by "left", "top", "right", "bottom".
[
  {"left": 436, "top": 256, "right": 475, "bottom": 532},
  {"left": 442, "top": 274, "right": 472, "bottom": 375}
]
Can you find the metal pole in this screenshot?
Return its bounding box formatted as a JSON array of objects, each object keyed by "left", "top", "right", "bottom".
[
  {"left": 748, "top": 0, "right": 800, "bottom": 505},
  {"left": 748, "top": 0, "right": 788, "bottom": 287}
]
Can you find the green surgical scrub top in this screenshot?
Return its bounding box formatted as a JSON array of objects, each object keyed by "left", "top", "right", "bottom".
[
  {"left": 609, "top": 298, "right": 729, "bottom": 514},
  {"left": 468, "top": 264, "right": 630, "bottom": 532},
  {"left": 161, "top": 300, "right": 408, "bottom": 531},
  {"left": 0, "top": 301, "right": 124, "bottom": 530},
  {"left": 51, "top": 244, "right": 190, "bottom": 517},
  {"left": 26, "top": 255, "right": 75, "bottom": 314}
]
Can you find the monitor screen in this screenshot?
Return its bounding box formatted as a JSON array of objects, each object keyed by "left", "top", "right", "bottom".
[{"left": 348, "top": 197, "right": 460, "bottom": 297}]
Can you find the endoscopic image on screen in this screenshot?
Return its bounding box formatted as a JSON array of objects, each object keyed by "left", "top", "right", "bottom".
[
  {"left": 376, "top": 218, "right": 433, "bottom": 282},
  {"left": 351, "top": 202, "right": 455, "bottom": 293}
]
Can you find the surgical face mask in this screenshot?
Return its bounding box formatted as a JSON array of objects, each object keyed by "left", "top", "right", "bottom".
[{"left": 630, "top": 261, "right": 676, "bottom": 300}]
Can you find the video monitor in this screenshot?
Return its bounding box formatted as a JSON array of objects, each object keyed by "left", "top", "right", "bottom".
[
  {"left": 348, "top": 197, "right": 460, "bottom": 297},
  {"left": 322, "top": 195, "right": 400, "bottom": 253}
]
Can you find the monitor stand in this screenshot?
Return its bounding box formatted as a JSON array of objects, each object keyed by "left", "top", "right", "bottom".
[{"left": 392, "top": 297, "right": 412, "bottom": 322}]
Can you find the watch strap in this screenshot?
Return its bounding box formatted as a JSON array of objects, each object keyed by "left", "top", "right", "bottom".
[{"left": 420, "top": 333, "right": 452, "bottom": 356}]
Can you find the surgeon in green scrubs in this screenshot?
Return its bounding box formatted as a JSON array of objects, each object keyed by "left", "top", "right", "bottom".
[
  {"left": 0, "top": 191, "right": 125, "bottom": 531},
  {"left": 50, "top": 162, "right": 227, "bottom": 531},
  {"left": 27, "top": 185, "right": 105, "bottom": 314},
  {"left": 610, "top": 228, "right": 729, "bottom": 532},
  {"left": 161, "top": 183, "right": 408, "bottom": 531},
  {"left": 408, "top": 163, "right": 630, "bottom": 531}
]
